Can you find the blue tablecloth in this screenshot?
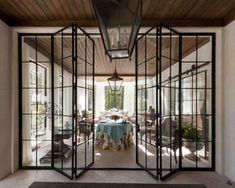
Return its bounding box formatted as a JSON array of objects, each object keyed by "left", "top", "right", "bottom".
[{"left": 96, "top": 121, "right": 133, "bottom": 142}]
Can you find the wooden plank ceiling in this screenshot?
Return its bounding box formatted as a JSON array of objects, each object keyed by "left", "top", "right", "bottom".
[
  {"left": 24, "top": 35, "right": 209, "bottom": 77},
  {"left": 0, "top": 0, "right": 235, "bottom": 27}
]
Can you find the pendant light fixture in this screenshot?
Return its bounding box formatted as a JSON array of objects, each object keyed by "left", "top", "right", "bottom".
[
  {"left": 92, "top": 0, "right": 142, "bottom": 60},
  {"left": 108, "top": 60, "right": 123, "bottom": 92}
]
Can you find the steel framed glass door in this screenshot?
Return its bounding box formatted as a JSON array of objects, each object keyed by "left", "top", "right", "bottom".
[
  {"left": 136, "top": 25, "right": 181, "bottom": 180},
  {"left": 74, "top": 26, "right": 95, "bottom": 178},
  {"left": 136, "top": 25, "right": 215, "bottom": 180},
  {"left": 158, "top": 26, "right": 181, "bottom": 180},
  {"left": 52, "top": 25, "right": 94, "bottom": 179},
  {"left": 136, "top": 26, "right": 159, "bottom": 179}
]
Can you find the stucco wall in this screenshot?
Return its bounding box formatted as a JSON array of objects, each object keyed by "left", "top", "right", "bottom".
[
  {"left": 0, "top": 20, "right": 12, "bottom": 179},
  {"left": 222, "top": 20, "right": 235, "bottom": 181}
]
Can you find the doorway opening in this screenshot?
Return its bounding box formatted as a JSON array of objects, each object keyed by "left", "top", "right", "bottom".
[{"left": 19, "top": 24, "right": 215, "bottom": 180}]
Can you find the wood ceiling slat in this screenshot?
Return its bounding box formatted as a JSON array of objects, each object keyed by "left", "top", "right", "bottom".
[
  {"left": 176, "top": 0, "right": 200, "bottom": 19},
  {"left": 208, "top": 0, "right": 235, "bottom": 18},
  {"left": 142, "top": 0, "right": 152, "bottom": 18},
  {"left": 50, "top": 0, "right": 68, "bottom": 19},
  {"left": 0, "top": 1, "right": 28, "bottom": 20},
  {"left": 25, "top": 0, "right": 49, "bottom": 20},
  {"left": 150, "top": 0, "right": 168, "bottom": 19},
  {"left": 225, "top": 7, "right": 235, "bottom": 24},
  {"left": 158, "top": 0, "right": 176, "bottom": 19},
  {"left": 41, "top": 0, "right": 63, "bottom": 19},
  {"left": 183, "top": 0, "right": 211, "bottom": 19},
  {"left": 73, "top": 0, "right": 84, "bottom": 19},
  {"left": 16, "top": 1, "right": 41, "bottom": 20},
  {"left": 161, "top": 0, "right": 185, "bottom": 19},
  {"left": 95, "top": 38, "right": 107, "bottom": 74},
  {"left": 24, "top": 35, "right": 210, "bottom": 76},
  {"left": 144, "top": 0, "right": 160, "bottom": 19},
  {"left": 199, "top": 0, "right": 231, "bottom": 18},
  {"left": 57, "top": 0, "right": 71, "bottom": 19},
  {"left": 0, "top": 0, "right": 235, "bottom": 26},
  {"left": 82, "top": 0, "right": 95, "bottom": 20},
  {"left": 79, "top": 0, "right": 91, "bottom": 19},
  {"left": 66, "top": 0, "right": 79, "bottom": 20},
  {"left": 34, "top": 0, "right": 55, "bottom": 20}
]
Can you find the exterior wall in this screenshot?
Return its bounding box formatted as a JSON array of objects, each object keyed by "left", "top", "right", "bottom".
[
  {"left": 0, "top": 20, "right": 12, "bottom": 179},
  {"left": 223, "top": 20, "right": 235, "bottom": 181}
]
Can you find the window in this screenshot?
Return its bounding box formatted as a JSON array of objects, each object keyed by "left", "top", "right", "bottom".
[{"left": 105, "top": 86, "right": 124, "bottom": 110}]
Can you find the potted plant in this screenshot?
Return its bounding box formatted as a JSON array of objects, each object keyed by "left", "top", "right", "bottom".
[{"left": 182, "top": 123, "right": 203, "bottom": 161}]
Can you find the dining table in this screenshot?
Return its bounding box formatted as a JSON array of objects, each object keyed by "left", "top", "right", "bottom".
[{"left": 96, "top": 119, "right": 133, "bottom": 150}]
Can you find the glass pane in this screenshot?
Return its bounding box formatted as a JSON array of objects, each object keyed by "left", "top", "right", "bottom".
[
  {"left": 76, "top": 143, "right": 86, "bottom": 174},
  {"left": 22, "top": 115, "right": 35, "bottom": 141},
  {"left": 182, "top": 141, "right": 197, "bottom": 168},
  {"left": 63, "top": 87, "right": 73, "bottom": 116},
  {"left": 37, "top": 36, "right": 51, "bottom": 62},
  {"left": 137, "top": 37, "right": 145, "bottom": 64},
  {"left": 22, "top": 36, "right": 36, "bottom": 62},
  {"left": 77, "top": 33, "right": 85, "bottom": 61},
  {"left": 146, "top": 58, "right": 157, "bottom": 88},
  {"left": 37, "top": 115, "right": 51, "bottom": 141},
  {"left": 37, "top": 141, "right": 51, "bottom": 166},
  {"left": 22, "top": 89, "right": 36, "bottom": 114},
  {"left": 147, "top": 143, "right": 157, "bottom": 177},
  {"left": 77, "top": 60, "right": 86, "bottom": 88},
  {"left": 22, "top": 141, "right": 36, "bottom": 166},
  {"left": 198, "top": 36, "right": 212, "bottom": 62},
  {"left": 146, "top": 31, "right": 156, "bottom": 61},
  {"left": 182, "top": 36, "right": 196, "bottom": 61},
  {"left": 22, "top": 62, "right": 36, "bottom": 88},
  {"left": 197, "top": 141, "right": 212, "bottom": 168},
  {"left": 86, "top": 37, "right": 93, "bottom": 64}
]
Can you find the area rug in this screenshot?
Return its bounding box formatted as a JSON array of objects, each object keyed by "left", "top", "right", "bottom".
[{"left": 29, "top": 182, "right": 207, "bottom": 188}]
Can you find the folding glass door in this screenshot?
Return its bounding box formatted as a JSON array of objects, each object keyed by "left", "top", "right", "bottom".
[
  {"left": 159, "top": 27, "right": 181, "bottom": 180},
  {"left": 136, "top": 25, "right": 215, "bottom": 180},
  {"left": 53, "top": 26, "right": 74, "bottom": 178},
  {"left": 136, "top": 26, "right": 159, "bottom": 179},
  {"left": 52, "top": 25, "right": 95, "bottom": 179},
  {"left": 136, "top": 25, "right": 180, "bottom": 180},
  {"left": 19, "top": 24, "right": 214, "bottom": 181}
]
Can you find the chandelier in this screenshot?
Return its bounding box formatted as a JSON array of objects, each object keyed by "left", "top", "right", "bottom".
[
  {"left": 107, "top": 61, "right": 123, "bottom": 92},
  {"left": 92, "top": 0, "right": 142, "bottom": 59}
]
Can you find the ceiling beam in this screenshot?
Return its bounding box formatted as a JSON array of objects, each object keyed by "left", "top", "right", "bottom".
[
  {"left": 142, "top": 19, "right": 225, "bottom": 27},
  {"left": 8, "top": 18, "right": 225, "bottom": 27},
  {"left": 8, "top": 19, "right": 98, "bottom": 27},
  {"left": 0, "top": 12, "right": 12, "bottom": 25}
]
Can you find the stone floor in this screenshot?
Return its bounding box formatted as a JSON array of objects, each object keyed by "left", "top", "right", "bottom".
[{"left": 0, "top": 170, "right": 234, "bottom": 188}]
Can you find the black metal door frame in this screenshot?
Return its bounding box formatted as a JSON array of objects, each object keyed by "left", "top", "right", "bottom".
[
  {"left": 135, "top": 24, "right": 216, "bottom": 180},
  {"left": 51, "top": 25, "right": 95, "bottom": 179},
  {"left": 18, "top": 25, "right": 215, "bottom": 181}
]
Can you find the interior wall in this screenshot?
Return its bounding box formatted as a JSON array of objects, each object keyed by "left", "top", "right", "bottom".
[
  {"left": 223, "top": 20, "right": 235, "bottom": 182},
  {"left": 0, "top": 20, "right": 12, "bottom": 179}
]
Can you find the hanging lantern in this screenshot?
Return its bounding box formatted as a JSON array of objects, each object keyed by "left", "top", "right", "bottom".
[
  {"left": 107, "top": 61, "right": 123, "bottom": 91},
  {"left": 92, "top": 0, "right": 142, "bottom": 59}
]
